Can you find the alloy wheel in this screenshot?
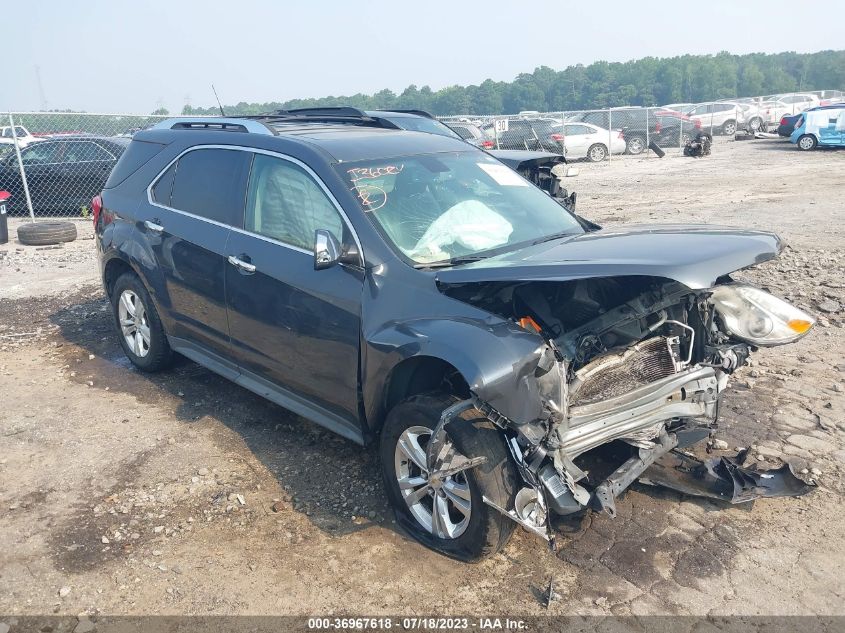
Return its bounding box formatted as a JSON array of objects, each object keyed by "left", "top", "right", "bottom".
[
  {"left": 627, "top": 138, "right": 645, "bottom": 154},
  {"left": 588, "top": 145, "right": 607, "bottom": 162},
  {"left": 394, "top": 425, "right": 472, "bottom": 539},
  {"left": 118, "top": 289, "right": 151, "bottom": 358}
]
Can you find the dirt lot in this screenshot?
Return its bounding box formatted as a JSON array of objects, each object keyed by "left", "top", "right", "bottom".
[{"left": 1, "top": 138, "right": 844, "bottom": 623}]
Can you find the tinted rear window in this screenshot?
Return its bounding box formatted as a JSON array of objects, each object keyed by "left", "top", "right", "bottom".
[
  {"left": 151, "top": 162, "right": 177, "bottom": 205},
  {"left": 104, "top": 139, "right": 166, "bottom": 189},
  {"left": 168, "top": 148, "right": 252, "bottom": 226}
]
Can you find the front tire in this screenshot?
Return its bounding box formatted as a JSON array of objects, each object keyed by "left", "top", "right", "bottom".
[
  {"left": 111, "top": 272, "right": 173, "bottom": 372},
  {"left": 379, "top": 394, "right": 518, "bottom": 562},
  {"left": 797, "top": 134, "right": 817, "bottom": 151}
]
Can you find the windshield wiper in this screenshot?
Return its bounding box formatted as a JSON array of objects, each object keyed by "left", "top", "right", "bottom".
[
  {"left": 415, "top": 254, "right": 488, "bottom": 269},
  {"left": 531, "top": 230, "right": 580, "bottom": 246}
]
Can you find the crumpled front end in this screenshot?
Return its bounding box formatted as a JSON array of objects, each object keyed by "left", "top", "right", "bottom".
[{"left": 434, "top": 274, "right": 816, "bottom": 541}]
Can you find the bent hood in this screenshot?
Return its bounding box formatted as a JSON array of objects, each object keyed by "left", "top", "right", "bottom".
[{"left": 435, "top": 225, "right": 783, "bottom": 290}]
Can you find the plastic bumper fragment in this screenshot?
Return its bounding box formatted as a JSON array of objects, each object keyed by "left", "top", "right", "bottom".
[{"left": 638, "top": 449, "right": 816, "bottom": 503}]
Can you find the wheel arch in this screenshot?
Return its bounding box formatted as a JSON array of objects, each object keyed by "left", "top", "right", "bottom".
[
  {"left": 103, "top": 256, "right": 137, "bottom": 298},
  {"left": 380, "top": 356, "right": 470, "bottom": 428},
  {"left": 362, "top": 318, "right": 547, "bottom": 437}
]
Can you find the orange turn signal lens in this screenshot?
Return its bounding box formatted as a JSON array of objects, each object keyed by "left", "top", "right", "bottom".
[{"left": 787, "top": 319, "right": 813, "bottom": 334}]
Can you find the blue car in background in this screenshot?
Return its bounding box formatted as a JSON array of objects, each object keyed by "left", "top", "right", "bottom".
[{"left": 790, "top": 104, "right": 845, "bottom": 150}]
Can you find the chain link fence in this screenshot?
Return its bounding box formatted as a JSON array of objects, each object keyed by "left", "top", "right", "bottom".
[
  {"left": 2, "top": 91, "right": 838, "bottom": 220},
  {"left": 0, "top": 112, "right": 174, "bottom": 220}
]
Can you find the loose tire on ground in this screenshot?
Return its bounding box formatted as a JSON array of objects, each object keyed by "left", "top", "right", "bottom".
[
  {"left": 379, "top": 393, "right": 518, "bottom": 562},
  {"left": 16, "top": 221, "right": 77, "bottom": 246},
  {"left": 111, "top": 272, "right": 173, "bottom": 372}
]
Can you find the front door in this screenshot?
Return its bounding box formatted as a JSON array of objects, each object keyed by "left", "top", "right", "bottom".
[{"left": 224, "top": 152, "right": 364, "bottom": 438}]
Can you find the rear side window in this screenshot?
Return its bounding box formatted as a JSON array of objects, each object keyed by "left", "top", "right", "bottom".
[
  {"left": 168, "top": 148, "right": 252, "bottom": 226},
  {"left": 105, "top": 140, "right": 167, "bottom": 189},
  {"left": 63, "top": 141, "right": 114, "bottom": 162},
  {"left": 450, "top": 125, "right": 472, "bottom": 140},
  {"left": 151, "top": 162, "right": 177, "bottom": 205}
]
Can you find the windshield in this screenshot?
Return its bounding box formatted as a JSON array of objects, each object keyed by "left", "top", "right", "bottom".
[{"left": 338, "top": 152, "right": 583, "bottom": 265}]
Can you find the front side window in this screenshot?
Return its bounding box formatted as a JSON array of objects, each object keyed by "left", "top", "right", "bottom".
[
  {"left": 339, "top": 152, "right": 583, "bottom": 265},
  {"left": 167, "top": 148, "right": 251, "bottom": 226},
  {"left": 245, "top": 154, "right": 343, "bottom": 250}
]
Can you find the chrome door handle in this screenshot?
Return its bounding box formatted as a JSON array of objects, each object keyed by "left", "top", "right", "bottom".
[
  {"left": 227, "top": 255, "right": 256, "bottom": 274},
  {"left": 144, "top": 220, "right": 164, "bottom": 233}
]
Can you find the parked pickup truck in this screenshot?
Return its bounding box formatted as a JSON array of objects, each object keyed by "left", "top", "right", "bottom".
[{"left": 0, "top": 125, "right": 42, "bottom": 149}]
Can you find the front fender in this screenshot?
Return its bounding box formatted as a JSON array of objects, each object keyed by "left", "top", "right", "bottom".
[{"left": 363, "top": 315, "right": 549, "bottom": 429}]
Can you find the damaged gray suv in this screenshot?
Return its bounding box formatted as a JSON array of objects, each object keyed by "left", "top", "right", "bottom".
[{"left": 96, "top": 109, "right": 815, "bottom": 562}]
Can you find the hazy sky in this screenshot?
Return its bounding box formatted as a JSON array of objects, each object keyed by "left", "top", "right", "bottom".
[{"left": 8, "top": 0, "right": 845, "bottom": 113}]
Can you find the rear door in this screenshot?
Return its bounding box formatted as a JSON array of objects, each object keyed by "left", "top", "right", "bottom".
[
  {"left": 144, "top": 147, "right": 251, "bottom": 362},
  {"left": 563, "top": 124, "right": 591, "bottom": 157},
  {"left": 60, "top": 141, "right": 118, "bottom": 212},
  {"left": 224, "top": 152, "right": 364, "bottom": 438}
]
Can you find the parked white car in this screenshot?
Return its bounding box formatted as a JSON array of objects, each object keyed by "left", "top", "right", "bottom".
[
  {"left": 775, "top": 93, "right": 821, "bottom": 113},
  {"left": 683, "top": 102, "right": 748, "bottom": 135},
  {"left": 0, "top": 125, "right": 41, "bottom": 148},
  {"left": 560, "top": 122, "right": 626, "bottom": 161}
]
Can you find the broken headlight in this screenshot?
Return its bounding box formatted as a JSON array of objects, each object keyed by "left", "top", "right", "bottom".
[{"left": 710, "top": 285, "right": 815, "bottom": 346}]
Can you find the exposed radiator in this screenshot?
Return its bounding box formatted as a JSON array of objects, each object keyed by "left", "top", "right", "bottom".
[{"left": 570, "top": 336, "right": 678, "bottom": 407}]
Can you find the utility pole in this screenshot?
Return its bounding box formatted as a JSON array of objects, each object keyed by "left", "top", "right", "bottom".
[{"left": 34, "top": 65, "right": 49, "bottom": 110}]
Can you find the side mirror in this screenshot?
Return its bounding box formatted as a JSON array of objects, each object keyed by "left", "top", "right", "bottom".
[{"left": 314, "top": 229, "right": 342, "bottom": 270}]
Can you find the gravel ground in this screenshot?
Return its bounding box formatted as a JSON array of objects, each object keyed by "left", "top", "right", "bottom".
[{"left": 0, "top": 137, "right": 843, "bottom": 624}]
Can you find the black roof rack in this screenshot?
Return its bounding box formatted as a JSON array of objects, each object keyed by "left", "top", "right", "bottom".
[
  {"left": 241, "top": 106, "right": 390, "bottom": 128},
  {"left": 287, "top": 107, "right": 369, "bottom": 118},
  {"left": 376, "top": 109, "right": 435, "bottom": 119}
]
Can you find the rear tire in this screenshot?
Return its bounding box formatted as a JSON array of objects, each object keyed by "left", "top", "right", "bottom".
[
  {"left": 797, "top": 134, "right": 817, "bottom": 151},
  {"left": 111, "top": 272, "right": 173, "bottom": 372},
  {"left": 586, "top": 143, "right": 608, "bottom": 162},
  {"left": 721, "top": 120, "right": 737, "bottom": 136},
  {"left": 625, "top": 136, "right": 646, "bottom": 155},
  {"left": 379, "top": 393, "right": 518, "bottom": 562}
]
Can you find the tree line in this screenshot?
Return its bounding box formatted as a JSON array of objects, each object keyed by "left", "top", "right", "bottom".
[{"left": 176, "top": 50, "right": 844, "bottom": 117}]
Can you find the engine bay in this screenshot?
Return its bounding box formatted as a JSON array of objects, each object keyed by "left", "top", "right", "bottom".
[{"left": 434, "top": 275, "right": 815, "bottom": 541}]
